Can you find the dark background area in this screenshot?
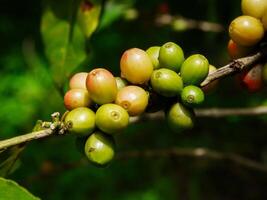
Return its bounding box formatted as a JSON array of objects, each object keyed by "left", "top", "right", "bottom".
[{"left": 1, "top": 0, "right": 267, "bottom": 199}]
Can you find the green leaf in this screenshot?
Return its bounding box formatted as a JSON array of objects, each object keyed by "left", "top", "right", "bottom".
[
  {"left": 77, "top": 1, "right": 102, "bottom": 38},
  {"left": 0, "top": 145, "right": 25, "bottom": 177},
  {"left": 41, "top": 0, "right": 89, "bottom": 89},
  {"left": 0, "top": 177, "right": 40, "bottom": 200}
]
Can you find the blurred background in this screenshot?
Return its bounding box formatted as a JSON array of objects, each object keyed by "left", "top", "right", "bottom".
[{"left": 1, "top": 0, "right": 267, "bottom": 199}]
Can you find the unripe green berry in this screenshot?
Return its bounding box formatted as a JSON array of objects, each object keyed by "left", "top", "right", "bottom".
[
  {"left": 86, "top": 68, "right": 117, "bottom": 105},
  {"left": 146, "top": 46, "right": 160, "bottom": 69},
  {"left": 167, "top": 102, "right": 194, "bottom": 132},
  {"left": 180, "top": 54, "right": 209, "bottom": 85},
  {"left": 115, "top": 86, "right": 149, "bottom": 116},
  {"left": 158, "top": 42, "right": 185, "bottom": 72},
  {"left": 181, "top": 85, "right": 204, "bottom": 107},
  {"left": 115, "top": 77, "right": 128, "bottom": 90},
  {"left": 96, "top": 104, "right": 129, "bottom": 135},
  {"left": 150, "top": 68, "right": 183, "bottom": 97},
  {"left": 84, "top": 131, "right": 116, "bottom": 167},
  {"left": 64, "top": 89, "right": 91, "bottom": 110},
  {"left": 64, "top": 107, "right": 95, "bottom": 136}
]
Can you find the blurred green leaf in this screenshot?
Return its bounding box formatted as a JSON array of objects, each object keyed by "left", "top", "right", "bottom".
[
  {"left": 77, "top": 1, "right": 102, "bottom": 38},
  {"left": 41, "top": 0, "right": 88, "bottom": 89},
  {"left": 0, "top": 145, "right": 25, "bottom": 177},
  {"left": 0, "top": 177, "right": 40, "bottom": 200}
]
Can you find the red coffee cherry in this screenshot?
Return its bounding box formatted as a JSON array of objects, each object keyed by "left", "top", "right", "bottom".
[
  {"left": 242, "top": 64, "right": 263, "bottom": 92},
  {"left": 229, "top": 15, "right": 264, "bottom": 46},
  {"left": 64, "top": 89, "right": 91, "bottom": 110},
  {"left": 227, "top": 39, "right": 254, "bottom": 59},
  {"left": 115, "top": 86, "right": 149, "bottom": 116},
  {"left": 69, "top": 72, "right": 88, "bottom": 89},
  {"left": 120, "top": 48, "right": 153, "bottom": 84},
  {"left": 86, "top": 68, "right": 117, "bottom": 105}
]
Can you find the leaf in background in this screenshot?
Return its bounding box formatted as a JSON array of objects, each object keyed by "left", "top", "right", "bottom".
[
  {"left": 77, "top": 1, "right": 102, "bottom": 38},
  {"left": 0, "top": 177, "right": 40, "bottom": 200},
  {"left": 0, "top": 145, "right": 25, "bottom": 177},
  {"left": 41, "top": 0, "right": 91, "bottom": 90}
]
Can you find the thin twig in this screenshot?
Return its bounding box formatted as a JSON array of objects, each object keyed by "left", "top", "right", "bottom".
[
  {"left": 0, "top": 129, "right": 53, "bottom": 151},
  {"left": 201, "top": 50, "right": 266, "bottom": 87},
  {"left": 117, "top": 147, "right": 267, "bottom": 173}
]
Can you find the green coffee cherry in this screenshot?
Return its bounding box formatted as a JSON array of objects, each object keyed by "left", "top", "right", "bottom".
[
  {"left": 146, "top": 46, "right": 160, "bottom": 69},
  {"left": 115, "top": 77, "right": 128, "bottom": 90},
  {"left": 86, "top": 68, "right": 118, "bottom": 105},
  {"left": 150, "top": 68, "right": 183, "bottom": 97},
  {"left": 180, "top": 54, "right": 209, "bottom": 85},
  {"left": 158, "top": 42, "right": 185, "bottom": 72},
  {"left": 96, "top": 104, "right": 129, "bottom": 135},
  {"left": 64, "top": 107, "right": 95, "bottom": 136},
  {"left": 181, "top": 85, "right": 205, "bottom": 107},
  {"left": 84, "top": 131, "right": 116, "bottom": 167},
  {"left": 167, "top": 102, "right": 194, "bottom": 132}
]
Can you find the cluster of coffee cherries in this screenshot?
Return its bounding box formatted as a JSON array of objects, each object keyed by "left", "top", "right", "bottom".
[
  {"left": 228, "top": 0, "right": 267, "bottom": 92},
  {"left": 62, "top": 41, "right": 213, "bottom": 167}
]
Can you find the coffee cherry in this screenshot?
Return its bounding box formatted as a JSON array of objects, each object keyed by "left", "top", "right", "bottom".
[
  {"left": 242, "top": 0, "right": 267, "bottom": 19},
  {"left": 167, "top": 102, "right": 194, "bottom": 132},
  {"left": 115, "top": 77, "right": 128, "bottom": 90},
  {"left": 262, "top": 11, "right": 267, "bottom": 30},
  {"left": 64, "top": 107, "right": 95, "bottom": 136},
  {"left": 242, "top": 64, "right": 263, "bottom": 92},
  {"left": 227, "top": 39, "right": 254, "bottom": 59},
  {"left": 229, "top": 16, "right": 264, "bottom": 46},
  {"left": 86, "top": 68, "right": 117, "bottom": 105},
  {"left": 120, "top": 48, "right": 153, "bottom": 84},
  {"left": 84, "top": 131, "right": 115, "bottom": 167},
  {"left": 180, "top": 54, "right": 209, "bottom": 85},
  {"left": 115, "top": 86, "right": 149, "bottom": 116},
  {"left": 96, "top": 104, "right": 129, "bottom": 134},
  {"left": 181, "top": 85, "right": 204, "bottom": 107},
  {"left": 150, "top": 68, "right": 183, "bottom": 97},
  {"left": 146, "top": 46, "right": 160, "bottom": 69},
  {"left": 158, "top": 42, "right": 185, "bottom": 72},
  {"left": 202, "top": 65, "right": 219, "bottom": 93},
  {"left": 69, "top": 72, "right": 88, "bottom": 90},
  {"left": 64, "top": 89, "right": 91, "bottom": 110}
]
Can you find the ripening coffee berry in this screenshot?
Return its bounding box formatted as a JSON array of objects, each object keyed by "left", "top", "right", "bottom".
[
  {"left": 158, "top": 42, "right": 185, "bottom": 72},
  {"left": 120, "top": 48, "right": 153, "bottom": 84},
  {"left": 242, "top": 64, "right": 263, "bottom": 92},
  {"left": 96, "top": 104, "right": 129, "bottom": 134},
  {"left": 64, "top": 89, "right": 91, "bottom": 110},
  {"left": 69, "top": 72, "right": 88, "bottom": 90},
  {"left": 115, "top": 86, "right": 149, "bottom": 116},
  {"left": 150, "top": 68, "right": 183, "bottom": 97},
  {"left": 64, "top": 107, "right": 95, "bottom": 136},
  {"left": 84, "top": 131, "right": 116, "bottom": 167},
  {"left": 86, "top": 68, "right": 117, "bottom": 105},
  {"left": 180, "top": 54, "right": 209, "bottom": 85},
  {"left": 146, "top": 46, "right": 160, "bottom": 69},
  {"left": 181, "top": 85, "right": 205, "bottom": 107},
  {"left": 241, "top": 0, "right": 267, "bottom": 19},
  {"left": 202, "top": 65, "right": 219, "bottom": 93},
  {"left": 227, "top": 39, "right": 254, "bottom": 59},
  {"left": 262, "top": 12, "right": 267, "bottom": 30},
  {"left": 167, "top": 102, "right": 194, "bottom": 132},
  {"left": 229, "top": 16, "right": 264, "bottom": 46},
  {"left": 115, "top": 77, "right": 128, "bottom": 90}
]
